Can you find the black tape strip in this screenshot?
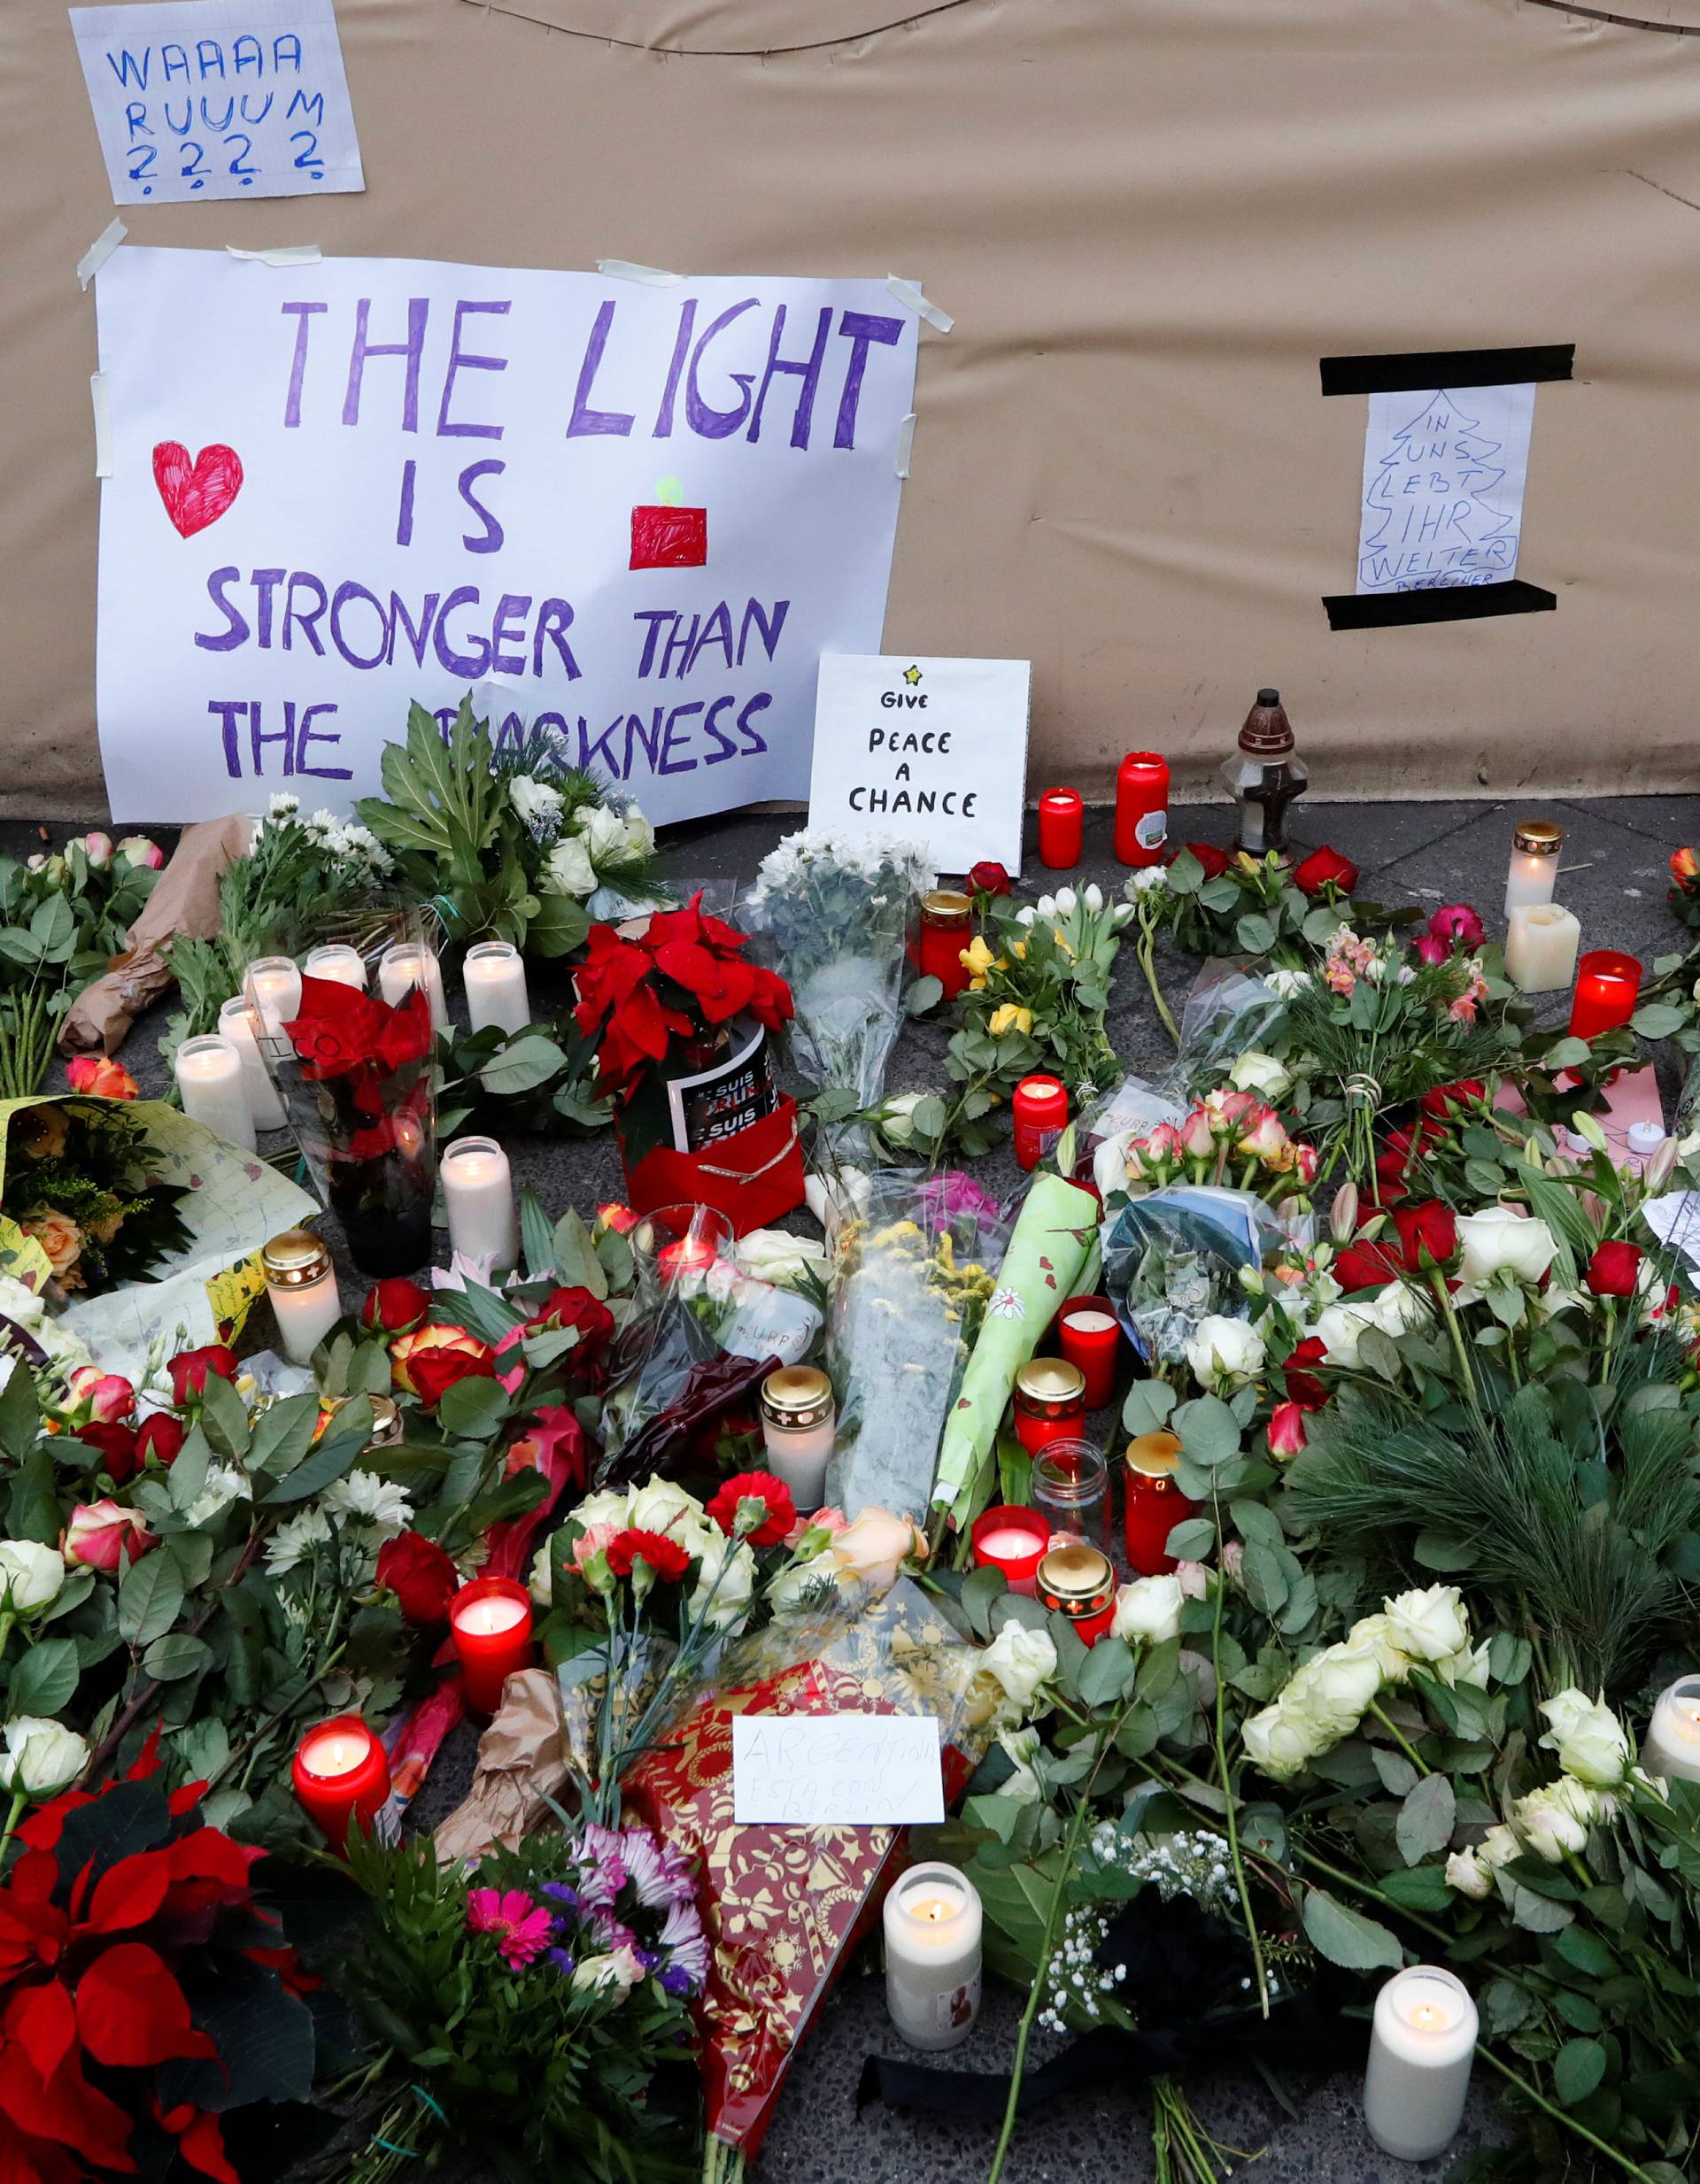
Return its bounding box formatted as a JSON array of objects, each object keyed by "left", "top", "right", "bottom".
[
  {"left": 1322, "top": 581, "right": 1557, "bottom": 631},
  {"left": 1319, "top": 345, "right": 1574, "bottom": 396}
]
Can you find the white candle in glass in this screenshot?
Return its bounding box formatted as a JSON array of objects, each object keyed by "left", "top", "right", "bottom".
[
  {"left": 1503, "top": 818, "right": 1563, "bottom": 919},
  {"left": 441, "top": 1136, "right": 519, "bottom": 1266},
  {"left": 883, "top": 1863, "right": 982, "bottom": 2051},
  {"left": 261, "top": 1229, "right": 344, "bottom": 1367},
  {"left": 174, "top": 1034, "right": 257, "bottom": 1153},
  {"left": 217, "top": 995, "right": 289, "bottom": 1131},
  {"left": 1363, "top": 1965, "right": 1478, "bottom": 2161},
  {"left": 245, "top": 953, "right": 303, "bottom": 1031},
  {"left": 759, "top": 1366, "right": 835, "bottom": 1514},
  {"left": 1504, "top": 904, "right": 1580, "bottom": 994},
  {"left": 303, "top": 944, "right": 367, "bottom": 991},
  {"left": 378, "top": 942, "right": 449, "bottom": 1031},
  {"left": 463, "top": 941, "right": 531, "bottom": 1036},
  {"left": 1642, "top": 1674, "right": 1700, "bottom": 1783}
]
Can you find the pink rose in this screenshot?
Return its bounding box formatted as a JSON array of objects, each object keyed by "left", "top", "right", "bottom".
[
  {"left": 64, "top": 1499, "right": 156, "bottom": 1570},
  {"left": 1411, "top": 933, "right": 1449, "bottom": 966},
  {"left": 79, "top": 832, "right": 114, "bottom": 869},
  {"left": 1266, "top": 1401, "right": 1310, "bottom": 1458},
  {"left": 64, "top": 1368, "right": 135, "bottom": 1424},
  {"left": 116, "top": 835, "right": 165, "bottom": 871}
]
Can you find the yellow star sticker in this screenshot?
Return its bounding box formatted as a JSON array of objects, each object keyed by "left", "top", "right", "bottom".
[{"left": 902, "top": 664, "right": 922, "bottom": 685}]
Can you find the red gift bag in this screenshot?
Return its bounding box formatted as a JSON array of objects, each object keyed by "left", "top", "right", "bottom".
[{"left": 619, "top": 1092, "right": 805, "bottom": 1238}]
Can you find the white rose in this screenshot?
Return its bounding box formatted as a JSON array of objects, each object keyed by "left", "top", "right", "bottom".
[
  {"left": 625, "top": 1478, "right": 706, "bottom": 1539},
  {"left": 1513, "top": 1777, "right": 1597, "bottom": 1862},
  {"left": 576, "top": 802, "right": 628, "bottom": 863},
  {"left": 1293, "top": 1640, "right": 1382, "bottom": 1729},
  {"left": 1479, "top": 1823, "right": 1521, "bottom": 1869},
  {"left": 877, "top": 1091, "right": 928, "bottom": 1146},
  {"left": 1384, "top": 1585, "right": 1470, "bottom": 1664},
  {"left": 1173, "top": 1560, "right": 1211, "bottom": 1601},
  {"left": 998, "top": 1725, "right": 1043, "bottom": 1803},
  {"left": 2, "top": 1716, "right": 88, "bottom": 1797},
  {"left": 544, "top": 834, "right": 599, "bottom": 898},
  {"left": 508, "top": 775, "right": 565, "bottom": 832},
  {"left": 765, "top": 1547, "right": 842, "bottom": 1616},
  {"left": 977, "top": 1623, "right": 1058, "bottom": 1714},
  {"left": 568, "top": 1487, "right": 630, "bottom": 1534},
  {"left": 621, "top": 806, "right": 657, "bottom": 860},
  {"left": 1242, "top": 1703, "right": 1318, "bottom": 1780},
  {"left": 0, "top": 1540, "right": 65, "bottom": 1614},
  {"left": 687, "top": 1534, "right": 755, "bottom": 1632},
  {"left": 1437, "top": 1641, "right": 1493, "bottom": 1690},
  {"left": 1455, "top": 1206, "right": 1557, "bottom": 1288},
  {"left": 1369, "top": 1283, "right": 1427, "bottom": 1339},
  {"left": 735, "top": 1229, "right": 829, "bottom": 1289},
  {"left": 1539, "top": 1688, "right": 1632, "bottom": 1788},
  {"left": 529, "top": 1538, "right": 554, "bottom": 1607},
  {"left": 1184, "top": 1314, "right": 1265, "bottom": 1389},
  {"left": 1314, "top": 1300, "right": 1378, "bottom": 1369},
  {"left": 183, "top": 1462, "right": 252, "bottom": 1532},
  {"left": 1444, "top": 1848, "right": 1493, "bottom": 1900},
  {"left": 1110, "top": 1573, "right": 1184, "bottom": 1647},
  {"left": 1264, "top": 967, "right": 1312, "bottom": 998},
  {"left": 1346, "top": 1612, "right": 1410, "bottom": 1686},
  {"left": 1230, "top": 1053, "right": 1291, "bottom": 1100},
  {"left": 572, "top": 1949, "right": 642, "bottom": 1997}
]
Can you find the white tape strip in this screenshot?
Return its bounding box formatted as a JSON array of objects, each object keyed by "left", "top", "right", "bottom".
[
  {"left": 885, "top": 274, "right": 954, "bottom": 334},
  {"left": 90, "top": 373, "right": 112, "bottom": 479},
  {"left": 597, "top": 259, "right": 683, "bottom": 286},
  {"left": 226, "top": 243, "right": 322, "bottom": 266},
  {"left": 77, "top": 218, "right": 127, "bottom": 291},
  {"left": 894, "top": 413, "right": 916, "bottom": 479}
]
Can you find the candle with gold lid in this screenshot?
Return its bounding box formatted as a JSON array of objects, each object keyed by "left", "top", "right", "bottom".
[
  {"left": 262, "top": 1228, "right": 343, "bottom": 1367},
  {"left": 1012, "top": 1355, "right": 1086, "bottom": 1456},
  {"left": 1503, "top": 817, "right": 1563, "bottom": 918},
  {"left": 1036, "top": 1540, "right": 1116, "bottom": 1645},
  {"left": 759, "top": 1364, "right": 835, "bottom": 1514}
]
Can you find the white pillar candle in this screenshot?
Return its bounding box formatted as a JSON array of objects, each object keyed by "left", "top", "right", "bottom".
[
  {"left": 303, "top": 944, "right": 367, "bottom": 991},
  {"left": 463, "top": 940, "right": 531, "bottom": 1036},
  {"left": 1504, "top": 903, "right": 1581, "bottom": 994},
  {"left": 883, "top": 1863, "right": 982, "bottom": 2051},
  {"left": 1364, "top": 1965, "right": 1478, "bottom": 2161},
  {"left": 261, "top": 1229, "right": 344, "bottom": 1367},
  {"left": 1642, "top": 1674, "right": 1700, "bottom": 1783},
  {"left": 441, "top": 1136, "right": 519, "bottom": 1267},
  {"left": 378, "top": 941, "right": 449, "bottom": 1031},
  {"left": 759, "top": 1366, "right": 835, "bottom": 1514},
  {"left": 217, "top": 995, "right": 289, "bottom": 1131},
  {"left": 245, "top": 953, "right": 303, "bottom": 1031},
  {"left": 174, "top": 1034, "right": 257, "bottom": 1153},
  {"left": 1503, "top": 818, "right": 1563, "bottom": 919}
]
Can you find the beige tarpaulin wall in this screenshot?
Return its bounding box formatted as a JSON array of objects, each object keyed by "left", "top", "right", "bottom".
[{"left": 6, "top": 0, "right": 1700, "bottom": 817}]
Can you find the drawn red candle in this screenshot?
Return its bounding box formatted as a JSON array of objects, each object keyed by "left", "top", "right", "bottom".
[
  {"left": 1124, "top": 1430, "right": 1197, "bottom": 1577},
  {"left": 1037, "top": 788, "right": 1085, "bottom": 871},
  {"left": 914, "top": 890, "right": 974, "bottom": 999},
  {"left": 1568, "top": 949, "right": 1642, "bottom": 1039},
  {"left": 630, "top": 478, "right": 707, "bottom": 570},
  {"left": 970, "top": 1504, "right": 1051, "bottom": 1597},
  {"left": 451, "top": 1576, "right": 536, "bottom": 1714},
  {"left": 291, "top": 1715, "right": 391, "bottom": 1851},
  {"left": 1013, "top": 1075, "right": 1069, "bottom": 1171},
  {"left": 1114, "top": 752, "right": 1170, "bottom": 868},
  {"left": 1056, "top": 1294, "right": 1121, "bottom": 1409}
]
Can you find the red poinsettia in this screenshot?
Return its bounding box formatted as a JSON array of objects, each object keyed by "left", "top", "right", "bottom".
[
  {"left": 0, "top": 1745, "right": 313, "bottom": 2184},
  {"left": 282, "top": 974, "right": 432, "bottom": 1084}
]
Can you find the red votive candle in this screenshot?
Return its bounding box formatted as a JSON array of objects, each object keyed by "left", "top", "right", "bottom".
[
  {"left": 1013, "top": 1074, "right": 1069, "bottom": 1171},
  {"left": 1037, "top": 787, "right": 1085, "bottom": 870},
  {"left": 1055, "top": 1294, "right": 1121, "bottom": 1409},
  {"left": 971, "top": 1504, "right": 1051, "bottom": 1597},
  {"left": 291, "top": 1715, "right": 392, "bottom": 1851},
  {"left": 1037, "top": 1541, "right": 1117, "bottom": 1646},
  {"left": 1568, "top": 949, "right": 1642, "bottom": 1039},
  {"left": 1124, "top": 1429, "right": 1197, "bottom": 1577},
  {"left": 1114, "top": 751, "right": 1170, "bottom": 868},
  {"left": 451, "top": 1575, "right": 537, "bottom": 1713},
  {"left": 1013, "top": 1356, "right": 1087, "bottom": 1455},
  {"left": 914, "top": 889, "right": 974, "bottom": 999}
]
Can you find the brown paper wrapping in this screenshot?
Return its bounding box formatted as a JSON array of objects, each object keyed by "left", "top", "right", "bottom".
[
  {"left": 59, "top": 815, "right": 252, "bottom": 1055},
  {"left": 432, "top": 1669, "right": 569, "bottom": 1863}
]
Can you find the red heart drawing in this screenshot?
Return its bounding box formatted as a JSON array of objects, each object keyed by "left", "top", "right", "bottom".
[{"left": 152, "top": 441, "right": 243, "bottom": 538}]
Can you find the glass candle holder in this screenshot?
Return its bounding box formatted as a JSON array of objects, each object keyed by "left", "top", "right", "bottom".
[
  {"left": 1503, "top": 817, "right": 1563, "bottom": 919},
  {"left": 1569, "top": 949, "right": 1642, "bottom": 1039},
  {"left": 291, "top": 1715, "right": 395, "bottom": 1851},
  {"left": 302, "top": 943, "right": 368, "bottom": 991},
  {"left": 629, "top": 1201, "right": 736, "bottom": 1300},
  {"left": 1642, "top": 1672, "right": 1700, "bottom": 1783},
  {"left": 463, "top": 941, "right": 531, "bottom": 1036},
  {"left": 244, "top": 953, "right": 302, "bottom": 1034},
  {"left": 451, "top": 1575, "right": 536, "bottom": 1713},
  {"left": 1012, "top": 1075, "right": 1068, "bottom": 1171},
  {"left": 1013, "top": 1355, "right": 1087, "bottom": 1455},
  {"left": 1055, "top": 1293, "right": 1120, "bottom": 1408},
  {"left": 262, "top": 1227, "right": 343, "bottom": 1367},
  {"left": 218, "top": 995, "right": 290, "bottom": 1131},
  {"left": 175, "top": 1032, "right": 256, "bottom": 1152},
  {"left": 1364, "top": 1965, "right": 1478, "bottom": 2162},
  {"left": 1036, "top": 1541, "right": 1116, "bottom": 1645},
  {"left": 1037, "top": 787, "right": 1085, "bottom": 870},
  {"left": 1031, "top": 1440, "right": 1109, "bottom": 1554},
  {"left": 970, "top": 1504, "right": 1050, "bottom": 1597},
  {"left": 441, "top": 1135, "right": 520, "bottom": 1268},
  {"left": 378, "top": 939, "right": 450, "bottom": 1031},
  {"left": 915, "top": 889, "right": 974, "bottom": 999},
  {"left": 1114, "top": 751, "right": 1169, "bottom": 867},
  {"left": 1124, "top": 1428, "right": 1196, "bottom": 1576},
  {"left": 760, "top": 1364, "right": 835, "bottom": 1514},
  {"left": 883, "top": 1863, "right": 982, "bottom": 2051}
]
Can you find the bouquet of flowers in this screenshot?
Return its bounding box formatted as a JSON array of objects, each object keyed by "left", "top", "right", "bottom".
[
  {"left": 0, "top": 1095, "right": 192, "bottom": 1295},
  {"left": 739, "top": 830, "right": 931, "bottom": 1177},
  {"left": 1119, "top": 1085, "right": 1318, "bottom": 1210},
  {"left": 355, "top": 696, "right": 661, "bottom": 955},
  {"left": 0, "top": 833, "right": 163, "bottom": 1099},
  {"left": 343, "top": 1819, "right": 704, "bottom": 2181}
]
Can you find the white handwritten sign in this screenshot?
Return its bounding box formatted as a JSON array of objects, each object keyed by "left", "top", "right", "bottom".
[
  {"left": 731, "top": 1713, "right": 944, "bottom": 1825},
  {"left": 93, "top": 248, "right": 916, "bottom": 821},
  {"left": 1356, "top": 382, "right": 1536, "bottom": 595},
  {"left": 70, "top": 0, "right": 364, "bottom": 206},
  {"left": 808, "top": 653, "right": 1030, "bottom": 874}
]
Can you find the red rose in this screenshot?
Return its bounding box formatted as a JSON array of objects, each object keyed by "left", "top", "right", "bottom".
[
  {"left": 707, "top": 1470, "right": 796, "bottom": 1547},
  {"left": 361, "top": 1277, "right": 433, "bottom": 1335},
  {"left": 1420, "top": 1079, "right": 1485, "bottom": 1123},
  {"left": 1179, "top": 842, "right": 1232, "bottom": 880},
  {"left": 1333, "top": 1242, "right": 1402, "bottom": 1294},
  {"left": 390, "top": 1324, "right": 496, "bottom": 1403},
  {"left": 135, "top": 1414, "right": 186, "bottom": 1469},
  {"left": 375, "top": 1530, "right": 460, "bottom": 1624},
  {"left": 1584, "top": 1239, "right": 1643, "bottom": 1299},
  {"left": 1427, "top": 903, "right": 1485, "bottom": 949},
  {"left": 408, "top": 1347, "right": 497, "bottom": 1408},
  {"left": 1283, "top": 1335, "right": 1329, "bottom": 1411},
  {"left": 605, "top": 1527, "right": 692, "bottom": 1585},
  {"left": 1292, "top": 847, "right": 1359, "bottom": 898},
  {"left": 73, "top": 1420, "right": 139, "bottom": 1484},
  {"left": 66, "top": 1054, "right": 139, "bottom": 1100},
  {"left": 969, "top": 861, "right": 1012, "bottom": 898},
  {"left": 1391, "top": 1200, "right": 1457, "bottom": 1269},
  {"left": 167, "top": 1345, "right": 238, "bottom": 1404},
  {"left": 1267, "top": 1401, "right": 1310, "bottom": 1458},
  {"left": 527, "top": 1285, "right": 615, "bottom": 1362}
]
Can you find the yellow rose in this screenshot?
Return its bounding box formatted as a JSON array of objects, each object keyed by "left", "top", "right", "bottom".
[
  {"left": 960, "top": 935, "right": 998, "bottom": 992},
  {"left": 987, "top": 1004, "right": 1033, "bottom": 1038}
]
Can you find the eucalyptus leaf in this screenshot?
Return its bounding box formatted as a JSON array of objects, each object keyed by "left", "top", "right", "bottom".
[
  {"left": 1300, "top": 1887, "right": 1404, "bottom": 1972},
  {"left": 1395, "top": 1773, "right": 1456, "bottom": 1865}
]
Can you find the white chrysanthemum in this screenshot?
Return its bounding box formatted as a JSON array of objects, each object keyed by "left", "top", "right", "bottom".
[
  {"left": 183, "top": 1462, "right": 252, "bottom": 1531},
  {"left": 325, "top": 1471, "right": 412, "bottom": 1535},
  {"left": 265, "top": 1507, "right": 333, "bottom": 1574}
]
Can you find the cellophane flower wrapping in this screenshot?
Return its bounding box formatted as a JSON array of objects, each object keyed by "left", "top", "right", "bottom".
[
  {"left": 823, "top": 1173, "right": 1009, "bottom": 1522},
  {"left": 1166, "top": 960, "right": 1286, "bottom": 1100},
  {"left": 739, "top": 832, "right": 932, "bottom": 1178},
  {"left": 1102, "top": 1185, "right": 1284, "bottom": 1366},
  {"left": 622, "top": 1578, "right": 987, "bottom": 2167}
]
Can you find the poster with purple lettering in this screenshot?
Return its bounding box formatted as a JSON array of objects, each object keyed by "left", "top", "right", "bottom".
[{"left": 92, "top": 248, "right": 919, "bottom": 822}]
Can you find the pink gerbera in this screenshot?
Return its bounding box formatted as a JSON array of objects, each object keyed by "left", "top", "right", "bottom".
[{"left": 467, "top": 1886, "right": 554, "bottom": 1968}]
